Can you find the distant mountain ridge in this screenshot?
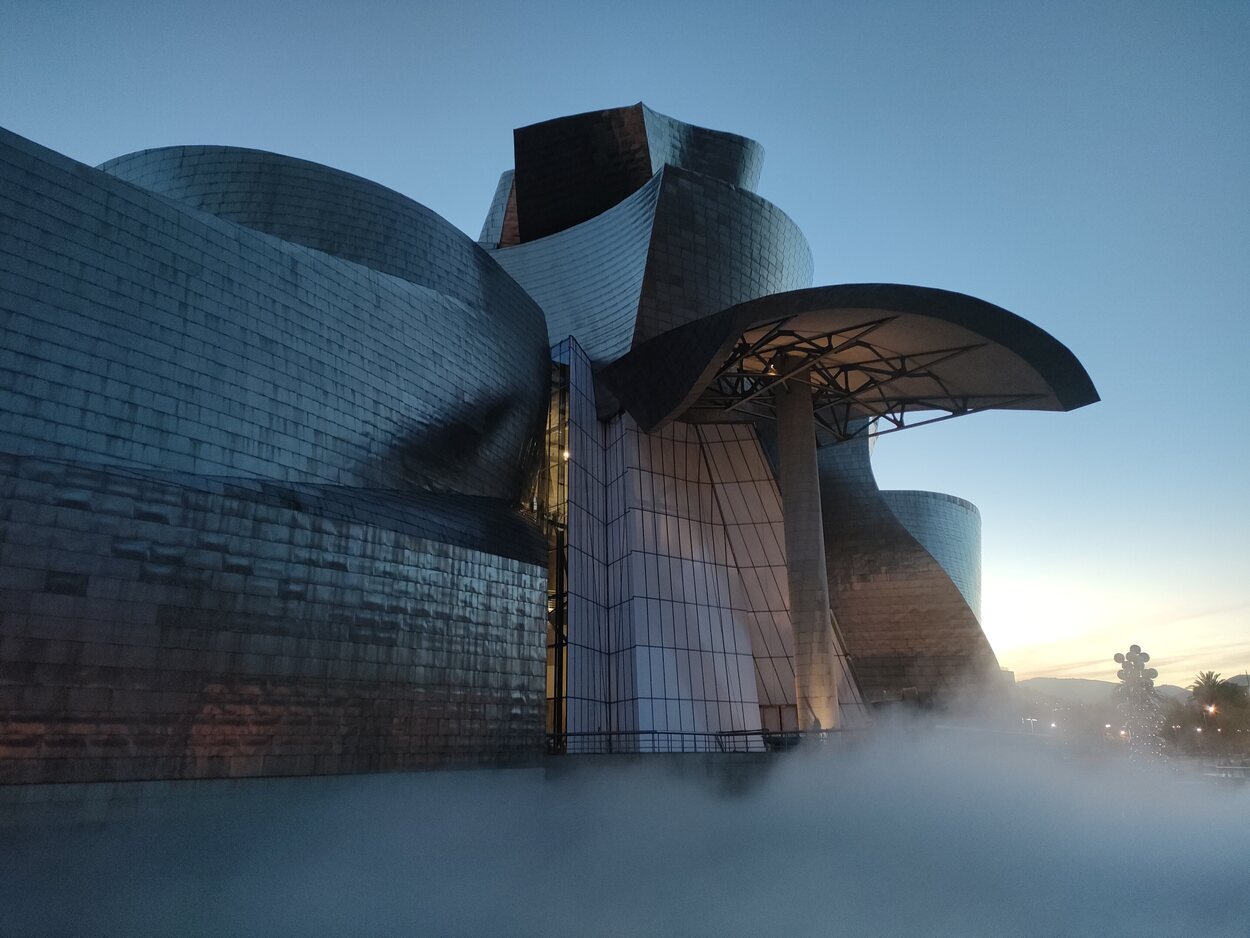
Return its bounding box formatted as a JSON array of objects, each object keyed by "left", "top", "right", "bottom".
[{"left": 1017, "top": 677, "right": 1190, "bottom": 704}]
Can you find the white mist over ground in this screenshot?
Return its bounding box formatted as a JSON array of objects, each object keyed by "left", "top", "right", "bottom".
[{"left": 4, "top": 727, "right": 1249, "bottom": 936}]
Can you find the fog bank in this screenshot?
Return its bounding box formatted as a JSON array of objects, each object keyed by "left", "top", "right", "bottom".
[{"left": 4, "top": 729, "right": 1248, "bottom": 936}]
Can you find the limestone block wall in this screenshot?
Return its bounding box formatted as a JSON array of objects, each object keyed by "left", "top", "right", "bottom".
[
  {"left": 593, "top": 416, "right": 867, "bottom": 747},
  {"left": 697, "top": 422, "right": 867, "bottom": 732}
]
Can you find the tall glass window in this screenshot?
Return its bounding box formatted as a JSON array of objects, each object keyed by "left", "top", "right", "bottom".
[{"left": 533, "top": 362, "right": 570, "bottom": 750}]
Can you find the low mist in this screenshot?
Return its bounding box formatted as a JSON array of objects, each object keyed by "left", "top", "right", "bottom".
[{"left": 4, "top": 726, "right": 1248, "bottom": 936}]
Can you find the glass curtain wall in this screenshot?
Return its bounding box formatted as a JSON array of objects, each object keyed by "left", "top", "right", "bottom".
[{"left": 536, "top": 361, "right": 570, "bottom": 750}]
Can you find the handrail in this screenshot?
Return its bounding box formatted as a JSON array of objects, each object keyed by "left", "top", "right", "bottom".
[{"left": 545, "top": 727, "right": 860, "bottom": 755}]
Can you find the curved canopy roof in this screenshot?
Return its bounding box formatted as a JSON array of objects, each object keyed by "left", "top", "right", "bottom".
[{"left": 599, "top": 284, "right": 1099, "bottom": 443}]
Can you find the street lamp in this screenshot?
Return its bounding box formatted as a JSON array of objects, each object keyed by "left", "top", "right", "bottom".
[{"left": 1202, "top": 703, "right": 1216, "bottom": 735}]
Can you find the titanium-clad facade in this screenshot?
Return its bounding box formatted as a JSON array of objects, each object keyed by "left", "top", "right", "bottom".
[
  {"left": 0, "top": 455, "right": 545, "bottom": 783},
  {"left": 0, "top": 102, "right": 1096, "bottom": 780},
  {"left": 493, "top": 105, "right": 865, "bottom": 742},
  {"left": 485, "top": 165, "right": 812, "bottom": 368},
  {"left": 0, "top": 127, "right": 549, "bottom": 783},
  {"left": 499, "top": 105, "right": 1092, "bottom": 724},
  {"left": 819, "top": 435, "right": 996, "bottom": 701},
  {"left": 881, "top": 490, "right": 982, "bottom": 621},
  {"left": 503, "top": 102, "right": 764, "bottom": 246},
  {"left": 488, "top": 176, "right": 664, "bottom": 366},
  {"left": 3, "top": 136, "right": 549, "bottom": 498}
]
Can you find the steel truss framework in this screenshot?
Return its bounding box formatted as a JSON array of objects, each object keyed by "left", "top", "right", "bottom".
[{"left": 688, "top": 315, "right": 1045, "bottom": 443}]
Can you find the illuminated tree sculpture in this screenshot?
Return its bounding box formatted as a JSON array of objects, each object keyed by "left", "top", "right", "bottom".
[{"left": 1114, "top": 645, "right": 1166, "bottom": 762}]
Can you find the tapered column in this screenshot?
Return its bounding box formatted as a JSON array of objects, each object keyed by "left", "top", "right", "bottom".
[{"left": 774, "top": 372, "right": 840, "bottom": 731}]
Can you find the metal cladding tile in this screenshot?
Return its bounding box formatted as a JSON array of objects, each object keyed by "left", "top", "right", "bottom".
[
  {"left": 0, "top": 449, "right": 547, "bottom": 783},
  {"left": 1, "top": 105, "right": 1068, "bottom": 772},
  {"left": 3, "top": 128, "right": 549, "bottom": 503},
  {"left": 880, "top": 490, "right": 982, "bottom": 619},
  {"left": 490, "top": 174, "right": 661, "bottom": 366},
  {"left": 817, "top": 433, "right": 999, "bottom": 703},
  {"left": 632, "top": 167, "right": 813, "bottom": 347},
  {"left": 508, "top": 103, "right": 763, "bottom": 244}
]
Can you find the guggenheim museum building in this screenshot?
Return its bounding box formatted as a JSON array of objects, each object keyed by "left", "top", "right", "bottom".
[{"left": 0, "top": 104, "right": 1097, "bottom": 784}]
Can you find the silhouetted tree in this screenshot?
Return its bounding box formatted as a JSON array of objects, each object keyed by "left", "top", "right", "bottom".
[
  {"left": 1179, "top": 672, "right": 1250, "bottom": 757},
  {"left": 1190, "top": 671, "right": 1247, "bottom": 709}
]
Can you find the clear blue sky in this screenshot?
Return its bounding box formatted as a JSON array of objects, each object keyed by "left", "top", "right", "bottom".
[{"left": 3, "top": 0, "right": 1247, "bottom": 685}]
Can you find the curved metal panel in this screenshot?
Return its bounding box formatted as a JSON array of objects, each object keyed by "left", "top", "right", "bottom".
[
  {"left": 492, "top": 166, "right": 812, "bottom": 368},
  {"left": 600, "top": 283, "right": 1100, "bottom": 434},
  {"left": 641, "top": 104, "right": 764, "bottom": 192},
  {"left": 881, "top": 490, "right": 982, "bottom": 620},
  {"left": 478, "top": 169, "right": 515, "bottom": 247},
  {"left": 0, "top": 130, "right": 550, "bottom": 501},
  {"left": 98, "top": 145, "right": 539, "bottom": 321},
  {"left": 489, "top": 174, "right": 663, "bottom": 365},
  {"left": 511, "top": 102, "right": 765, "bottom": 242},
  {"left": 819, "top": 435, "right": 999, "bottom": 701},
  {"left": 0, "top": 455, "right": 546, "bottom": 784},
  {"left": 0, "top": 126, "right": 551, "bottom": 784},
  {"left": 633, "top": 166, "right": 813, "bottom": 344}
]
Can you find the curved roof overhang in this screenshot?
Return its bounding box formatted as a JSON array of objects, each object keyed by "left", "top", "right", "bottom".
[{"left": 599, "top": 284, "right": 1099, "bottom": 444}]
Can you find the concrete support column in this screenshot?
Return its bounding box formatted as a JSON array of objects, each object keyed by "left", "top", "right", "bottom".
[{"left": 775, "top": 371, "right": 840, "bottom": 731}]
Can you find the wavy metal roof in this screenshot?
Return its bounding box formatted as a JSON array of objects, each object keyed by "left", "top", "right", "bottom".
[{"left": 600, "top": 283, "right": 1099, "bottom": 443}]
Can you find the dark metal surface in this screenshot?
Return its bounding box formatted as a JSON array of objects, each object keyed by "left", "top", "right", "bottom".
[
  {"left": 99, "top": 145, "right": 541, "bottom": 322},
  {"left": 0, "top": 99, "right": 1100, "bottom": 783},
  {"left": 0, "top": 126, "right": 551, "bottom": 783},
  {"left": 0, "top": 453, "right": 547, "bottom": 783},
  {"left": 818, "top": 433, "right": 1000, "bottom": 701},
  {"left": 510, "top": 102, "right": 763, "bottom": 244},
  {"left": 491, "top": 166, "right": 812, "bottom": 367},
  {"left": 1, "top": 129, "right": 550, "bottom": 501},
  {"left": 489, "top": 174, "right": 665, "bottom": 365},
  {"left": 600, "top": 283, "right": 1100, "bottom": 440}
]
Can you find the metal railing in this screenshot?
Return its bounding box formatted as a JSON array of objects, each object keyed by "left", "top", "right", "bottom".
[
  {"left": 545, "top": 728, "right": 855, "bottom": 755},
  {"left": 1202, "top": 762, "right": 1250, "bottom": 782}
]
